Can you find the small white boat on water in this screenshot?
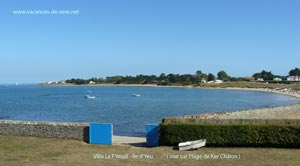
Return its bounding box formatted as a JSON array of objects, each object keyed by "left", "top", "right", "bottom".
[
  {"left": 178, "top": 139, "right": 206, "bottom": 151},
  {"left": 132, "top": 93, "right": 141, "bottom": 97},
  {"left": 85, "top": 95, "right": 96, "bottom": 99}
]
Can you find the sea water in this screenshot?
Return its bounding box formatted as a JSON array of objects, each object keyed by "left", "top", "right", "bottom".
[{"left": 0, "top": 85, "right": 298, "bottom": 136}]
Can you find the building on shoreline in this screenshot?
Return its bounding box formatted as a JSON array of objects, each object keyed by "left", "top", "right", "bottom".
[
  {"left": 245, "top": 77, "right": 256, "bottom": 82},
  {"left": 256, "top": 78, "right": 264, "bottom": 82},
  {"left": 273, "top": 77, "right": 282, "bottom": 81},
  {"left": 287, "top": 76, "right": 300, "bottom": 81}
]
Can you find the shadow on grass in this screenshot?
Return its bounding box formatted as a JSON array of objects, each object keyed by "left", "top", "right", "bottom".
[{"left": 128, "top": 142, "right": 147, "bottom": 147}]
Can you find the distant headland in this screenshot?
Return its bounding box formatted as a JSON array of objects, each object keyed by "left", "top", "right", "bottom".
[
  {"left": 40, "top": 68, "right": 300, "bottom": 98},
  {"left": 41, "top": 68, "right": 300, "bottom": 86}
]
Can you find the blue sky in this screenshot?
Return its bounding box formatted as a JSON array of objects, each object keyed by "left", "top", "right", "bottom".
[{"left": 0, "top": 0, "right": 299, "bottom": 83}]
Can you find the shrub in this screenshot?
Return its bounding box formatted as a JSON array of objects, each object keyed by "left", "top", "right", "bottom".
[{"left": 159, "top": 123, "right": 300, "bottom": 148}]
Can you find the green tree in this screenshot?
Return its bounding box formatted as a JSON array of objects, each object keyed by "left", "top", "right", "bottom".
[
  {"left": 178, "top": 74, "right": 194, "bottom": 84},
  {"left": 196, "top": 70, "right": 202, "bottom": 75},
  {"left": 167, "top": 74, "right": 177, "bottom": 83},
  {"left": 207, "top": 73, "right": 215, "bottom": 81},
  {"left": 106, "top": 76, "right": 124, "bottom": 84},
  {"left": 261, "top": 70, "right": 274, "bottom": 81},
  {"left": 159, "top": 73, "right": 167, "bottom": 80},
  {"left": 252, "top": 73, "right": 261, "bottom": 79},
  {"left": 217, "top": 70, "right": 231, "bottom": 81},
  {"left": 66, "top": 78, "right": 88, "bottom": 84},
  {"left": 88, "top": 77, "right": 104, "bottom": 84},
  {"left": 289, "top": 67, "right": 300, "bottom": 76},
  {"left": 252, "top": 70, "right": 274, "bottom": 81}
]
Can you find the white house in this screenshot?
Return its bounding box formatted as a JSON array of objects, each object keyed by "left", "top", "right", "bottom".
[
  {"left": 215, "top": 80, "right": 224, "bottom": 84},
  {"left": 206, "top": 80, "right": 223, "bottom": 84},
  {"left": 287, "top": 76, "right": 300, "bottom": 81},
  {"left": 256, "top": 78, "right": 264, "bottom": 82},
  {"left": 273, "top": 77, "right": 282, "bottom": 81}
]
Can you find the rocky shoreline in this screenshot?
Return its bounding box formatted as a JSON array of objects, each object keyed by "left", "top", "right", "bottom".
[{"left": 180, "top": 104, "right": 300, "bottom": 120}]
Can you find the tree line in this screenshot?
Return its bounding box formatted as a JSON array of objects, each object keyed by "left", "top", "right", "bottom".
[{"left": 65, "top": 67, "right": 300, "bottom": 85}]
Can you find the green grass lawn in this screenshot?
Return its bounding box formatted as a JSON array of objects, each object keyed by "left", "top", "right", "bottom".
[{"left": 1, "top": 135, "right": 300, "bottom": 166}]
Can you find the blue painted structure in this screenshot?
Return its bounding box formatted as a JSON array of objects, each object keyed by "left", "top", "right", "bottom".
[
  {"left": 89, "top": 123, "right": 113, "bottom": 145},
  {"left": 146, "top": 124, "right": 159, "bottom": 147}
]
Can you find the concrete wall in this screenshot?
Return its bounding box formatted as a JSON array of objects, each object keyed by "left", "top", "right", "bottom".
[{"left": 0, "top": 120, "right": 89, "bottom": 142}]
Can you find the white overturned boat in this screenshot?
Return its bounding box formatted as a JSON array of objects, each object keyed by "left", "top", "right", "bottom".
[
  {"left": 85, "top": 95, "right": 96, "bottom": 99},
  {"left": 178, "top": 139, "right": 206, "bottom": 151},
  {"left": 132, "top": 93, "right": 141, "bottom": 97}
]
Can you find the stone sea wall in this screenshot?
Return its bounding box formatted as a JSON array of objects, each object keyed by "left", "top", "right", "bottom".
[
  {"left": 162, "top": 118, "right": 300, "bottom": 125},
  {"left": 0, "top": 120, "right": 89, "bottom": 142}
]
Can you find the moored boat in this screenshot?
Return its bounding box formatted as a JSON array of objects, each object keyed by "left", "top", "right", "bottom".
[
  {"left": 85, "top": 95, "right": 96, "bottom": 99},
  {"left": 178, "top": 139, "right": 206, "bottom": 151},
  {"left": 132, "top": 93, "right": 141, "bottom": 97}
]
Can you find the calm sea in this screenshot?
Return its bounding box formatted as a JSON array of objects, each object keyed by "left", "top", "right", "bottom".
[{"left": 0, "top": 85, "right": 298, "bottom": 136}]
